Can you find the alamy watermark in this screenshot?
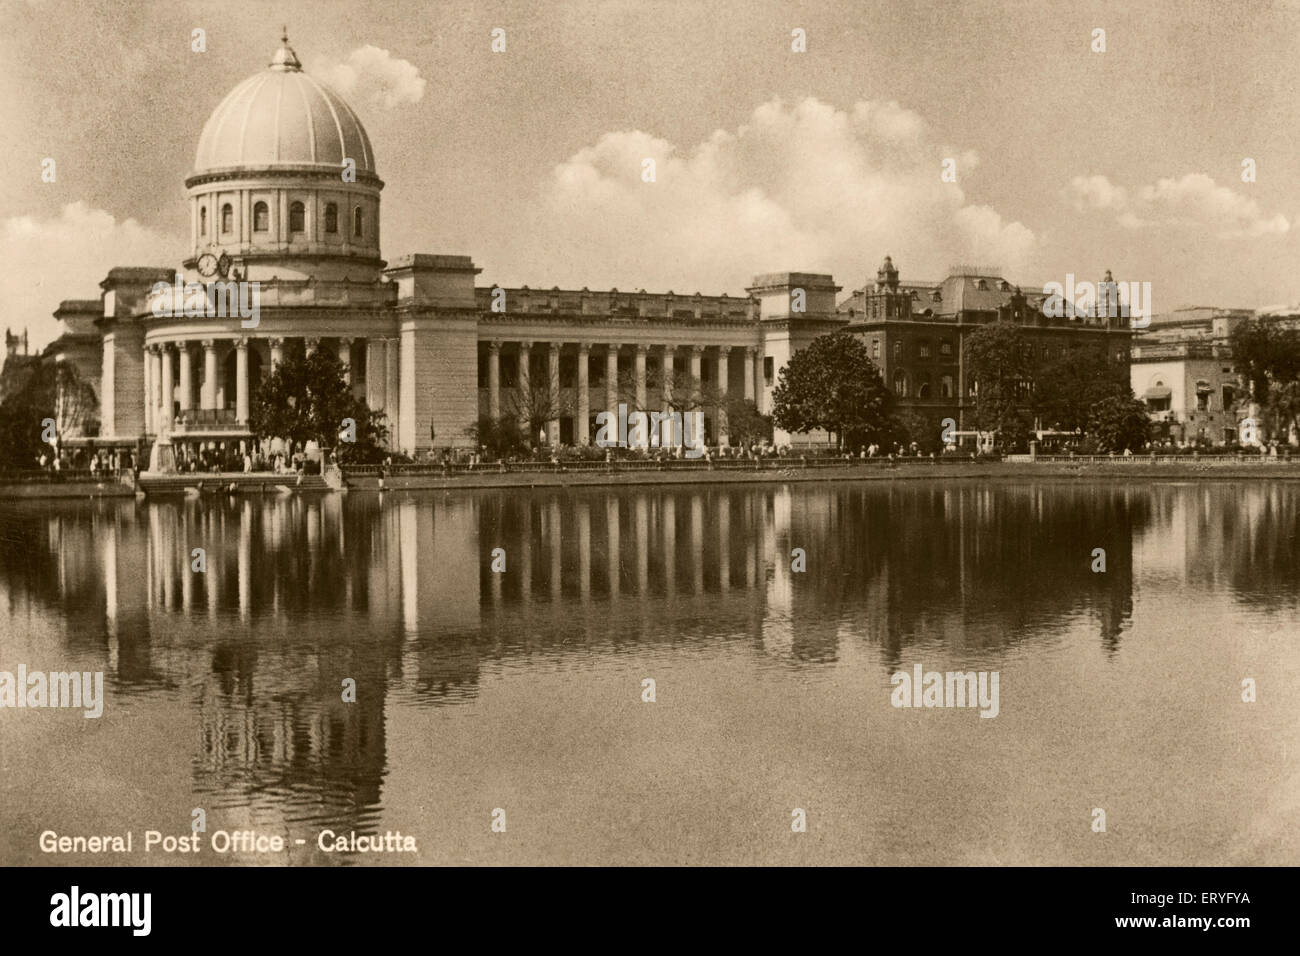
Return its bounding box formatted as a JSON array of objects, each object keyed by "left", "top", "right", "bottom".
[
  {"left": 0, "top": 666, "right": 103, "bottom": 718},
  {"left": 890, "top": 664, "right": 999, "bottom": 718},
  {"left": 151, "top": 274, "right": 260, "bottom": 328},
  {"left": 594, "top": 403, "right": 706, "bottom": 459},
  {"left": 1042, "top": 273, "right": 1151, "bottom": 328}
]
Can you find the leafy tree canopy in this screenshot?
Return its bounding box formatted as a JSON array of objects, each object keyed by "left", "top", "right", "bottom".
[
  {"left": 248, "top": 350, "right": 387, "bottom": 461},
  {"left": 771, "top": 331, "right": 893, "bottom": 447}
]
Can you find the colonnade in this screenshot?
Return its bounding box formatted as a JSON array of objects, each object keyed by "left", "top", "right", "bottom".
[
  {"left": 141, "top": 335, "right": 398, "bottom": 436},
  {"left": 483, "top": 341, "right": 762, "bottom": 446}
]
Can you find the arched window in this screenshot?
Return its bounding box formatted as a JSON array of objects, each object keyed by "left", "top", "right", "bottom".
[
  {"left": 324, "top": 203, "right": 338, "bottom": 234},
  {"left": 199, "top": 206, "right": 207, "bottom": 236},
  {"left": 253, "top": 202, "right": 269, "bottom": 232},
  {"left": 918, "top": 378, "right": 932, "bottom": 399},
  {"left": 353, "top": 206, "right": 363, "bottom": 238},
  {"left": 893, "top": 370, "right": 909, "bottom": 397},
  {"left": 940, "top": 375, "right": 954, "bottom": 398},
  {"left": 289, "top": 201, "right": 305, "bottom": 234},
  {"left": 221, "top": 204, "right": 233, "bottom": 234}
]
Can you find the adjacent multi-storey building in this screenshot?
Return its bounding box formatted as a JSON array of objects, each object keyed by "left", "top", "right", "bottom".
[
  {"left": 1128, "top": 307, "right": 1253, "bottom": 445},
  {"left": 837, "top": 256, "right": 1134, "bottom": 431}
]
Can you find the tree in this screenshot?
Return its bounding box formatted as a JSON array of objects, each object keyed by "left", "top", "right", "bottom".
[
  {"left": 724, "top": 397, "right": 773, "bottom": 447},
  {"left": 1033, "top": 348, "right": 1128, "bottom": 431},
  {"left": 771, "top": 331, "right": 894, "bottom": 448},
  {"left": 53, "top": 363, "right": 100, "bottom": 439},
  {"left": 0, "top": 360, "right": 99, "bottom": 469},
  {"left": 1088, "top": 394, "right": 1151, "bottom": 452},
  {"left": 889, "top": 407, "right": 943, "bottom": 454},
  {"left": 248, "top": 350, "right": 387, "bottom": 462},
  {"left": 1230, "top": 318, "right": 1300, "bottom": 441},
  {"left": 0, "top": 372, "right": 54, "bottom": 469},
  {"left": 465, "top": 416, "right": 527, "bottom": 459},
  {"left": 964, "top": 322, "right": 1036, "bottom": 439},
  {"left": 503, "top": 381, "right": 572, "bottom": 448}
]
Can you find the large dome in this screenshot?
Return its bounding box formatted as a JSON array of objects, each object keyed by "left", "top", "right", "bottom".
[{"left": 193, "top": 33, "right": 375, "bottom": 175}]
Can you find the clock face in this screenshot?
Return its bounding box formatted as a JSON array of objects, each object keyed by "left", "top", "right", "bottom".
[{"left": 196, "top": 253, "right": 218, "bottom": 278}]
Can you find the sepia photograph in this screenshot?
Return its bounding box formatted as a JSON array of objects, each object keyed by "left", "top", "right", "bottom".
[{"left": 0, "top": 0, "right": 1293, "bottom": 936}]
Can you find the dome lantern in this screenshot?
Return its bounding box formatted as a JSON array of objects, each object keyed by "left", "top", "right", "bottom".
[{"left": 269, "top": 27, "right": 302, "bottom": 72}]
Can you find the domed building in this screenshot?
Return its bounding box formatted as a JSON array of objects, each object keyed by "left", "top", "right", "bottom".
[{"left": 77, "top": 32, "right": 842, "bottom": 468}]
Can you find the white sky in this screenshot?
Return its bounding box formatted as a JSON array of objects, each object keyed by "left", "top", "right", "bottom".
[{"left": 3, "top": 0, "right": 1299, "bottom": 347}]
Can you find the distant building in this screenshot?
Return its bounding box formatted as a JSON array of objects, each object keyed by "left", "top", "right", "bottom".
[
  {"left": 1128, "top": 307, "right": 1254, "bottom": 445},
  {"left": 0, "top": 327, "right": 39, "bottom": 401},
  {"left": 838, "top": 257, "right": 1134, "bottom": 431}
]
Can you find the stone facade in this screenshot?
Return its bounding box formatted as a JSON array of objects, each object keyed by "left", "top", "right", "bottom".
[{"left": 46, "top": 36, "right": 1143, "bottom": 460}]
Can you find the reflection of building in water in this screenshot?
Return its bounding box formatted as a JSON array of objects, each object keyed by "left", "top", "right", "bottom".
[{"left": 1135, "top": 482, "right": 1300, "bottom": 604}]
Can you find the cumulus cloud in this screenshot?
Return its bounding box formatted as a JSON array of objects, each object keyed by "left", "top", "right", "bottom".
[
  {"left": 1, "top": 202, "right": 175, "bottom": 350},
  {"left": 510, "top": 96, "right": 1036, "bottom": 295},
  {"left": 1067, "top": 174, "right": 1129, "bottom": 212},
  {"left": 1066, "top": 172, "right": 1288, "bottom": 239},
  {"left": 316, "top": 46, "right": 425, "bottom": 109}
]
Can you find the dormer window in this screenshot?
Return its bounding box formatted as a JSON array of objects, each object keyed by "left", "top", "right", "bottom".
[
  {"left": 289, "top": 201, "right": 305, "bottom": 234},
  {"left": 221, "top": 204, "right": 233, "bottom": 234},
  {"left": 200, "top": 206, "right": 207, "bottom": 236},
  {"left": 325, "top": 203, "right": 338, "bottom": 233},
  {"left": 975, "top": 279, "right": 988, "bottom": 291},
  {"left": 253, "top": 201, "right": 269, "bottom": 232},
  {"left": 353, "top": 206, "right": 364, "bottom": 238}
]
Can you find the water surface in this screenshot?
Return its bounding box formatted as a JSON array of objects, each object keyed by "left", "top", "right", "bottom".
[{"left": 1, "top": 479, "right": 1296, "bottom": 865}]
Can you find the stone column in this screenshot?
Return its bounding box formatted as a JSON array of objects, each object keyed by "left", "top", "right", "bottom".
[
  {"left": 488, "top": 341, "right": 501, "bottom": 421},
  {"left": 159, "top": 344, "right": 174, "bottom": 432},
  {"left": 744, "top": 346, "right": 756, "bottom": 402},
  {"left": 753, "top": 347, "right": 765, "bottom": 414},
  {"left": 201, "top": 340, "right": 217, "bottom": 410},
  {"left": 143, "top": 345, "right": 155, "bottom": 434},
  {"left": 235, "top": 338, "right": 249, "bottom": 424},
  {"left": 384, "top": 337, "right": 400, "bottom": 445},
  {"left": 338, "top": 337, "right": 352, "bottom": 384},
  {"left": 178, "top": 344, "right": 193, "bottom": 413},
  {"left": 689, "top": 344, "right": 703, "bottom": 382},
  {"left": 547, "top": 342, "right": 561, "bottom": 445},
  {"left": 518, "top": 341, "right": 532, "bottom": 435},
  {"left": 576, "top": 342, "right": 590, "bottom": 445},
  {"left": 634, "top": 343, "right": 647, "bottom": 411},
  {"left": 606, "top": 346, "right": 618, "bottom": 417},
  {"left": 661, "top": 346, "right": 675, "bottom": 447},
  {"left": 716, "top": 346, "right": 730, "bottom": 445},
  {"left": 366, "top": 338, "right": 385, "bottom": 411},
  {"left": 269, "top": 336, "right": 284, "bottom": 368}
]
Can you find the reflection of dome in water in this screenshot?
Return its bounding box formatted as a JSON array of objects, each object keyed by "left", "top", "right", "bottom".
[{"left": 193, "top": 32, "right": 375, "bottom": 174}]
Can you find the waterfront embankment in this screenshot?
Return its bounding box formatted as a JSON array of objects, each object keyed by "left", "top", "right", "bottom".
[
  {"left": 341, "top": 459, "right": 1300, "bottom": 492},
  {"left": 4, "top": 458, "right": 1299, "bottom": 498}
]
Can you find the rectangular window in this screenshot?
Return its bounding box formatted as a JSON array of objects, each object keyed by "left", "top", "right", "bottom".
[
  {"left": 919, "top": 343, "right": 931, "bottom": 359},
  {"left": 763, "top": 356, "right": 774, "bottom": 386},
  {"left": 940, "top": 340, "right": 952, "bottom": 356},
  {"left": 872, "top": 339, "right": 880, "bottom": 359}
]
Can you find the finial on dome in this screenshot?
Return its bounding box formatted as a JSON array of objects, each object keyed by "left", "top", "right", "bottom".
[{"left": 270, "top": 27, "right": 301, "bottom": 71}]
